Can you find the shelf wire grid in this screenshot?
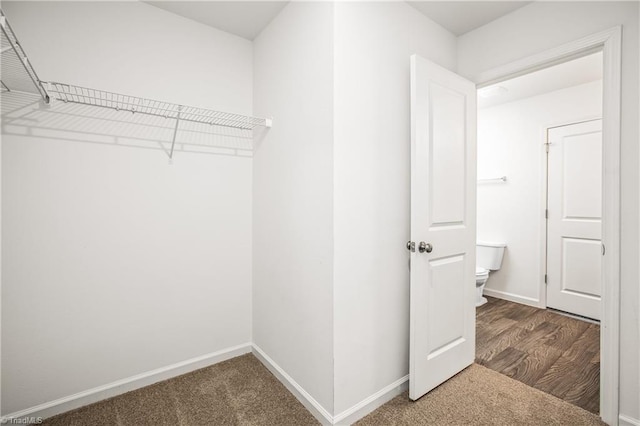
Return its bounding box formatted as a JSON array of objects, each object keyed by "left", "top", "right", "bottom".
[
  {"left": 46, "top": 82, "right": 270, "bottom": 131},
  {"left": 0, "top": 9, "right": 49, "bottom": 101},
  {"left": 1, "top": 7, "right": 271, "bottom": 158}
]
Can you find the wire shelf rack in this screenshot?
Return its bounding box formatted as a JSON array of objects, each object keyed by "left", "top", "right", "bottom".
[
  {"left": 45, "top": 82, "right": 272, "bottom": 158},
  {"left": 45, "top": 82, "right": 271, "bottom": 131},
  {"left": 0, "top": 8, "right": 272, "bottom": 159},
  {"left": 0, "top": 10, "right": 49, "bottom": 101}
]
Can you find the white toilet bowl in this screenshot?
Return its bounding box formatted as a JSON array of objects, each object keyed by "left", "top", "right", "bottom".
[
  {"left": 476, "top": 268, "right": 489, "bottom": 307},
  {"left": 476, "top": 241, "right": 506, "bottom": 307},
  {"left": 475, "top": 267, "right": 490, "bottom": 307}
]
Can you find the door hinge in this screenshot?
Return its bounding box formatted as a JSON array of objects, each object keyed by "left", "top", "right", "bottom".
[
  {"left": 544, "top": 274, "right": 548, "bottom": 284},
  {"left": 602, "top": 243, "right": 606, "bottom": 256},
  {"left": 545, "top": 209, "right": 548, "bottom": 219}
]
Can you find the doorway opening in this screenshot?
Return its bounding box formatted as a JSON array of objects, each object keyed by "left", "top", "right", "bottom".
[{"left": 475, "top": 50, "right": 604, "bottom": 415}]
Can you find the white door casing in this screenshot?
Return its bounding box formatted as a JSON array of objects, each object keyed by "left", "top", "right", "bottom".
[
  {"left": 473, "top": 28, "right": 620, "bottom": 423},
  {"left": 409, "top": 54, "right": 477, "bottom": 400},
  {"left": 547, "top": 119, "right": 603, "bottom": 320}
]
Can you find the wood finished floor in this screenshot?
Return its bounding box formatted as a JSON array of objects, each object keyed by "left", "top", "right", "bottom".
[{"left": 476, "top": 296, "right": 600, "bottom": 414}]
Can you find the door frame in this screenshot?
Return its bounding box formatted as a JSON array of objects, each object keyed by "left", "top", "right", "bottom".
[{"left": 474, "top": 27, "right": 621, "bottom": 425}]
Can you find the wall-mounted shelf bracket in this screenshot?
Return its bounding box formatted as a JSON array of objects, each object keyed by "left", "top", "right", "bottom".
[
  {"left": 0, "top": 9, "right": 50, "bottom": 102},
  {"left": 169, "top": 105, "right": 182, "bottom": 160}
]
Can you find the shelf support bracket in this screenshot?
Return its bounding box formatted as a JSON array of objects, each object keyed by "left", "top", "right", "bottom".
[
  {"left": 169, "top": 105, "right": 182, "bottom": 160},
  {"left": 0, "top": 11, "right": 49, "bottom": 103}
]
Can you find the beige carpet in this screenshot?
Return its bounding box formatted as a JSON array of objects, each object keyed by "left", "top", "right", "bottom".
[
  {"left": 357, "top": 364, "right": 604, "bottom": 426},
  {"left": 42, "top": 353, "right": 319, "bottom": 426},
  {"left": 42, "top": 355, "right": 603, "bottom": 426}
]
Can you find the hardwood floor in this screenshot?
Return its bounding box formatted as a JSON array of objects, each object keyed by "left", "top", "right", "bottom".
[{"left": 476, "top": 296, "right": 600, "bottom": 414}]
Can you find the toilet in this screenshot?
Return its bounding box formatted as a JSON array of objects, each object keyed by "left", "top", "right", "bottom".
[{"left": 476, "top": 241, "right": 507, "bottom": 307}]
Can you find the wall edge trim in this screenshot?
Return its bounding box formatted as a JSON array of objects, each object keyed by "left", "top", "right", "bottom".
[
  {"left": 483, "top": 288, "right": 542, "bottom": 308},
  {"left": 333, "top": 375, "right": 409, "bottom": 425},
  {"left": 1, "top": 343, "right": 252, "bottom": 421},
  {"left": 251, "top": 344, "right": 333, "bottom": 425},
  {"left": 620, "top": 414, "right": 640, "bottom": 426}
]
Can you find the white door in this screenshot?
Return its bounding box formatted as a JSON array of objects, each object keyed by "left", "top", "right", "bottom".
[
  {"left": 547, "top": 119, "right": 603, "bottom": 320},
  {"left": 409, "top": 55, "right": 476, "bottom": 400}
]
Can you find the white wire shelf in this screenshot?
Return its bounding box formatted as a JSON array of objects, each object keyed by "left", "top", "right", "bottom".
[
  {"left": 44, "top": 82, "right": 272, "bottom": 158},
  {"left": 1, "top": 8, "right": 272, "bottom": 160},
  {"left": 0, "top": 10, "right": 49, "bottom": 101},
  {"left": 45, "top": 82, "right": 271, "bottom": 131}
]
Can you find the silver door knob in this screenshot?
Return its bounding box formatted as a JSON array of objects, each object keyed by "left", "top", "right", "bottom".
[
  {"left": 406, "top": 241, "right": 416, "bottom": 252},
  {"left": 418, "top": 242, "right": 433, "bottom": 253}
]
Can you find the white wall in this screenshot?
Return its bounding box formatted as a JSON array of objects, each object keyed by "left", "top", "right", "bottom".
[
  {"left": 4, "top": 1, "right": 637, "bottom": 423},
  {"left": 478, "top": 80, "right": 602, "bottom": 304},
  {"left": 252, "top": 2, "right": 335, "bottom": 415},
  {"left": 1, "top": 2, "right": 253, "bottom": 415},
  {"left": 332, "top": 2, "right": 457, "bottom": 415},
  {"left": 458, "top": 2, "right": 639, "bottom": 421}
]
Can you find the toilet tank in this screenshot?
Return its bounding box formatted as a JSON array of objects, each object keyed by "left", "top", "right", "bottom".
[{"left": 477, "top": 241, "right": 507, "bottom": 270}]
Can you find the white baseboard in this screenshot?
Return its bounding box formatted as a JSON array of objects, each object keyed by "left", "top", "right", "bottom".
[
  {"left": 332, "top": 375, "right": 408, "bottom": 425},
  {"left": 483, "top": 288, "right": 542, "bottom": 308},
  {"left": 6, "top": 342, "right": 409, "bottom": 426},
  {"left": 251, "top": 344, "right": 334, "bottom": 425},
  {"left": 252, "top": 344, "right": 408, "bottom": 426},
  {"left": 620, "top": 414, "right": 640, "bottom": 426},
  {"left": 2, "top": 343, "right": 252, "bottom": 422}
]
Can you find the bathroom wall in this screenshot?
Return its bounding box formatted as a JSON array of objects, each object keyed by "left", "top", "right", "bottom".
[
  {"left": 459, "top": 2, "right": 639, "bottom": 421},
  {"left": 477, "top": 80, "right": 602, "bottom": 305},
  {"left": 2, "top": 1, "right": 254, "bottom": 415}
]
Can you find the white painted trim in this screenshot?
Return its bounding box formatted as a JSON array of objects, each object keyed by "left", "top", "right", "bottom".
[
  {"left": 251, "top": 344, "right": 333, "bottom": 426},
  {"left": 483, "top": 288, "right": 542, "bottom": 308},
  {"left": 538, "top": 124, "right": 549, "bottom": 309},
  {"left": 475, "top": 27, "right": 614, "bottom": 88},
  {"left": 332, "top": 376, "right": 408, "bottom": 426},
  {"left": 1, "top": 343, "right": 252, "bottom": 422},
  {"left": 599, "top": 26, "right": 622, "bottom": 426},
  {"left": 620, "top": 415, "right": 640, "bottom": 426},
  {"left": 544, "top": 115, "right": 603, "bottom": 132},
  {"left": 475, "top": 26, "right": 621, "bottom": 426},
  {"left": 252, "top": 341, "right": 410, "bottom": 425}
]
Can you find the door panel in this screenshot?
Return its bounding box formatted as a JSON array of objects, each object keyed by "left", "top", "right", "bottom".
[
  {"left": 430, "top": 82, "right": 466, "bottom": 225},
  {"left": 562, "top": 132, "right": 602, "bottom": 219},
  {"left": 547, "top": 119, "right": 602, "bottom": 320},
  {"left": 561, "top": 237, "right": 602, "bottom": 298},
  {"left": 427, "top": 255, "right": 466, "bottom": 356},
  {"left": 409, "top": 55, "right": 476, "bottom": 400}
]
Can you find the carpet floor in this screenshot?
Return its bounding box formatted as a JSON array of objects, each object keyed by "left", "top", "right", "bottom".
[
  {"left": 356, "top": 363, "right": 604, "bottom": 425},
  {"left": 42, "top": 354, "right": 318, "bottom": 426},
  {"left": 42, "top": 354, "right": 603, "bottom": 425}
]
